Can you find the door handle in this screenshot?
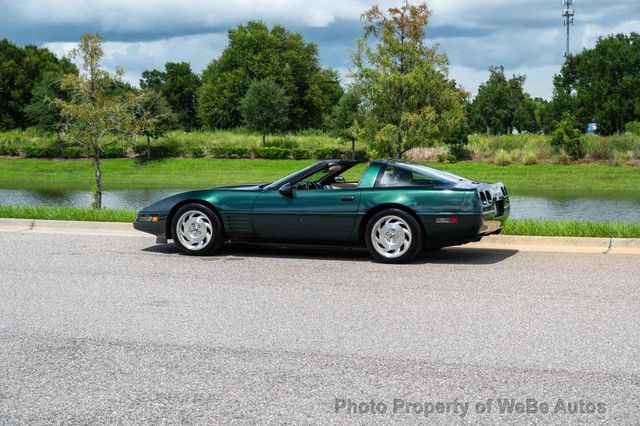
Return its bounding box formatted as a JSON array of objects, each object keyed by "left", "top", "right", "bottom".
[{"left": 340, "top": 196, "right": 356, "bottom": 202}]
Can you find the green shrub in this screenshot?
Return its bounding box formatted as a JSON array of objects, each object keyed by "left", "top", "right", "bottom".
[
  {"left": 210, "top": 146, "right": 252, "bottom": 158},
  {"left": 0, "top": 130, "right": 29, "bottom": 146},
  {"left": 265, "top": 138, "right": 299, "bottom": 149},
  {"left": 436, "top": 153, "right": 458, "bottom": 164},
  {"left": 313, "top": 147, "right": 343, "bottom": 160},
  {"left": 21, "top": 144, "right": 62, "bottom": 158},
  {"left": 102, "top": 145, "right": 126, "bottom": 158},
  {"left": 133, "top": 142, "right": 176, "bottom": 158},
  {"left": 157, "top": 142, "right": 179, "bottom": 158},
  {"left": 132, "top": 143, "right": 147, "bottom": 156},
  {"left": 625, "top": 121, "right": 640, "bottom": 136},
  {"left": 551, "top": 114, "right": 583, "bottom": 160},
  {"left": 443, "top": 124, "right": 471, "bottom": 162},
  {"left": 311, "top": 147, "right": 368, "bottom": 161},
  {"left": 62, "top": 146, "right": 85, "bottom": 159},
  {"left": 353, "top": 149, "right": 369, "bottom": 161},
  {"left": 494, "top": 149, "right": 512, "bottom": 166},
  {"left": 0, "top": 144, "right": 19, "bottom": 156},
  {"left": 522, "top": 151, "right": 538, "bottom": 165},
  {"left": 187, "top": 146, "right": 205, "bottom": 158},
  {"left": 134, "top": 141, "right": 179, "bottom": 158},
  {"left": 555, "top": 151, "right": 572, "bottom": 165},
  {"left": 291, "top": 148, "right": 311, "bottom": 160},
  {"left": 254, "top": 147, "right": 290, "bottom": 159}
]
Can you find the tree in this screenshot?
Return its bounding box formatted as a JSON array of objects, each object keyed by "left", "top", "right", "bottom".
[
  {"left": 240, "top": 78, "right": 290, "bottom": 145},
  {"left": 469, "top": 66, "right": 538, "bottom": 134},
  {"left": 551, "top": 32, "right": 640, "bottom": 135},
  {"left": 51, "top": 34, "right": 139, "bottom": 209},
  {"left": 325, "top": 88, "right": 361, "bottom": 157},
  {"left": 133, "top": 90, "right": 177, "bottom": 159},
  {"left": 326, "top": 88, "right": 360, "bottom": 139},
  {"left": 551, "top": 114, "right": 583, "bottom": 160},
  {"left": 352, "top": 2, "right": 468, "bottom": 159},
  {"left": 198, "top": 21, "right": 342, "bottom": 130},
  {"left": 140, "top": 62, "right": 200, "bottom": 130},
  {"left": 0, "top": 39, "right": 76, "bottom": 130},
  {"left": 24, "top": 70, "right": 71, "bottom": 131}
]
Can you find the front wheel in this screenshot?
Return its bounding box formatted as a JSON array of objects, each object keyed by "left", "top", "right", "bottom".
[
  {"left": 171, "top": 203, "right": 225, "bottom": 256},
  {"left": 365, "top": 209, "right": 423, "bottom": 264}
]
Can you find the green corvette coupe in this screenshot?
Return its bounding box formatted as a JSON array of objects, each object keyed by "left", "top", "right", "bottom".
[{"left": 134, "top": 160, "right": 510, "bottom": 263}]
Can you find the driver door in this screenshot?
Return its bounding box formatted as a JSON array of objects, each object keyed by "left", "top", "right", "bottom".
[
  {"left": 250, "top": 188, "right": 361, "bottom": 242},
  {"left": 295, "top": 189, "right": 361, "bottom": 242},
  {"left": 251, "top": 189, "right": 304, "bottom": 241}
]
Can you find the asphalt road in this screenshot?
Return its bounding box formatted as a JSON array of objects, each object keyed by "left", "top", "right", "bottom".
[{"left": 0, "top": 231, "right": 639, "bottom": 424}]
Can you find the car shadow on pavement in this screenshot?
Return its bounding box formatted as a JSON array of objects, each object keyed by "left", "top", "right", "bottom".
[{"left": 142, "top": 243, "right": 518, "bottom": 266}]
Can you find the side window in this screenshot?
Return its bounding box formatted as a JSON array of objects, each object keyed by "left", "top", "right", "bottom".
[{"left": 376, "top": 165, "right": 440, "bottom": 188}]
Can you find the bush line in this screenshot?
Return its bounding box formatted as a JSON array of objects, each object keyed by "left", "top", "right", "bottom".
[{"left": 0, "top": 142, "right": 368, "bottom": 161}]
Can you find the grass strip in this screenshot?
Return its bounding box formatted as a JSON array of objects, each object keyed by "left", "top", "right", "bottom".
[
  {"left": 0, "top": 205, "right": 136, "bottom": 223},
  {"left": 503, "top": 219, "right": 640, "bottom": 239}
]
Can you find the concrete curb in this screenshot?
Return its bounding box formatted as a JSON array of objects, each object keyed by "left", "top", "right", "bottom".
[
  {"left": 0, "top": 218, "right": 639, "bottom": 254},
  {"left": 0, "top": 218, "right": 148, "bottom": 238},
  {"left": 466, "top": 235, "right": 613, "bottom": 254}
]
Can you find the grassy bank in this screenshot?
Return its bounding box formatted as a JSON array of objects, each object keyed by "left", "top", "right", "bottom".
[
  {"left": 437, "top": 162, "right": 640, "bottom": 195},
  {"left": 1, "top": 205, "right": 639, "bottom": 238},
  {"left": 463, "top": 133, "right": 640, "bottom": 165},
  {"left": 0, "top": 158, "right": 316, "bottom": 189},
  {"left": 1, "top": 158, "right": 640, "bottom": 196}
]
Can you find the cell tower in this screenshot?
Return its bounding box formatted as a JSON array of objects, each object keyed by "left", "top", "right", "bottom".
[{"left": 562, "top": 0, "right": 575, "bottom": 57}]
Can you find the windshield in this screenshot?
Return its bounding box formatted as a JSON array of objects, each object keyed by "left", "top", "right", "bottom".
[{"left": 265, "top": 163, "right": 323, "bottom": 190}]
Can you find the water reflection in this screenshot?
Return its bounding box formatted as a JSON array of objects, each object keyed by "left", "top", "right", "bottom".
[
  {"left": 0, "top": 188, "right": 639, "bottom": 223},
  {"left": 0, "top": 188, "right": 180, "bottom": 211}
]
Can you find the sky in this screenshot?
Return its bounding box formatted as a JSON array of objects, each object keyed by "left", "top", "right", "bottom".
[{"left": 1, "top": 0, "right": 638, "bottom": 100}]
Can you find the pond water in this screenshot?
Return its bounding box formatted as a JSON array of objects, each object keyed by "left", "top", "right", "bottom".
[{"left": 1, "top": 188, "right": 639, "bottom": 223}]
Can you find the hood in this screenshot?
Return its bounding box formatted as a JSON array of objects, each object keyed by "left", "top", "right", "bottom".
[{"left": 213, "top": 183, "right": 269, "bottom": 191}]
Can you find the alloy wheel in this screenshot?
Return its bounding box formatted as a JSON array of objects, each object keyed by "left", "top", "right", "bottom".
[
  {"left": 370, "top": 215, "right": 413, "bottom": 259},
  {"left": 175, "top": 210, "right": 213, "bottom": 251}
]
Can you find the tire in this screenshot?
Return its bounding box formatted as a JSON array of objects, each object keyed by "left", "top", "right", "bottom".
[
  {"left": 171, "top": 203, "right": 225, "bottom": 256},
  {"left": 365, "top": 208, "right": 423, "bottom": 264}
]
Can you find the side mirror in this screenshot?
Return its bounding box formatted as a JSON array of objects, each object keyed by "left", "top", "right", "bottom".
[
  {"left": 334, "top": 175, "right": 346, "bottom": 183},
  {"left": 279, "top": 182, "right": 293, "bottom": 197}
]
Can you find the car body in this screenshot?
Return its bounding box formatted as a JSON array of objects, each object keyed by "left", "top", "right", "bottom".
[{"left": 134, "top": 160, "right": 510, "bottom": 263}]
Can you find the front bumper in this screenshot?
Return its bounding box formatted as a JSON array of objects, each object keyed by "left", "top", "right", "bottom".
[{"left": 133, "top": 212, "right": 169, "bottom": 243}]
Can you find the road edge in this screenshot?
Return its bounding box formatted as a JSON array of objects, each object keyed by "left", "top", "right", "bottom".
[{"left": 0, "top": 218, "right": 639, "bottom": 254}]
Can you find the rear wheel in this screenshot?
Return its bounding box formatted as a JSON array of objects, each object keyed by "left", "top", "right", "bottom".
[
  {"left": 365, "top": 209, "right": 422, "bottom": 264},
  {"left": 171, "top": 203, "right": 224, "bottom": 256}
]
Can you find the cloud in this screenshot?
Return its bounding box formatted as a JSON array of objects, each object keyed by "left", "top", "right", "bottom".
[
  {"left": 1, "top": 0, "right": 639, "bottom": 99},
  {"left": 1, "top": 0, "right": 386, "bottom": 39},
  {"left": 44, "top": 33, "right": 228, "bottom": 86}
]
